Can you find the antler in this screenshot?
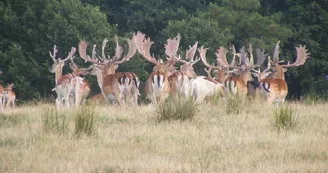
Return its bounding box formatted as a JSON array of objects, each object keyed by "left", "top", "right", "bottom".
[
  {"left": 199, "top": 46, "right": 211, "bottom": 67},
  {"left": 165, "top": 33, "right": 181, "bottom": 61},
  {"left": 216, "top": 46, "right": 232, "bottom": 68},
  {"left": 133, "top": 31, "right": 158, "bottom": 65},
  {"left": 186, "top": 42, "right": 201, "bottom": 65},
  {"left": 248, "top": 44, "right": 254, "bottom": 66},
  {"left": 79, "top": 40, "right": 104, "bottom": 65},
  {"left": 101, "top": 38, "right": 109, "bottom": 62},
  {"left": 49, "top": 45, "right": 58, "bottom": 62},
  {"left": 254, "top": 48, "right": 266, "bottom": 68},
  {"left": 273, "top": 40, "right": 280, "bottom": 65},
  {"left": 112, "top": 35, "right": 123, "bottom": 62},
  {"left": 229, "top": 45, "right": 238, "bottom": 66},
  {"left": 115, "top": 36, "right": 137, "bottom": 65},
  {"left": 204, "top": 67, "right": 218, "bottom": 84},
  {"left": 64, "top": 47, "right": 76, "bottom": 62},
  {"left": 281, "top": 45, "right": 310, "bottom": 68}
]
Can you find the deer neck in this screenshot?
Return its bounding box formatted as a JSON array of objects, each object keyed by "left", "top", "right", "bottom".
[
  {"left": 271, "top": 66, "right": 285, "bottom": 80},
  {"left": 95, "top": 70, "right": 104, "bottom": 89},
  {"left": 55, "top": 64, "right": 64, "bottom": 84},
  {"left": 240, "top": 70, "right": 250, "bottom": 83},
  {"left": 216, "top": 70, "right": 226, "bottom": 83}
]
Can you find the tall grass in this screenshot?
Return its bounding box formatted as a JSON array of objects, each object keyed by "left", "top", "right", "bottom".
[
  {"left": 225, "top": 95, "right": 245, "bottom": 115},
  {"left": 273, "top": 105, "right": 297, "bottom": 131},
  {"left": 42, "top": 105, "right": 68, "bottom": 134},
  {"left": 156, "top": 96, "right": 198, "bottom": 122},
  {"left": 74, "top": 106, "right": 96, "bottom": 137}
]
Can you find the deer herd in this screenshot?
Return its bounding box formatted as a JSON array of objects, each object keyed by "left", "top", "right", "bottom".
[{"left": 0, "top": 31, "right": 311, "bottom": 111}]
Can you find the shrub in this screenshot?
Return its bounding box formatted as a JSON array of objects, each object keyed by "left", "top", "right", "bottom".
[
  {"left": 273, "top": 105, "right": 297, "bottom": 131},
  {"left": 42, "top": 105, "right": 68, "bottom": 134},
  {"left": 74, "top": 106, "right": 95, "bottom": 137},
  {"left": 156, "top": 96, "right": 198, "bottom": 122}
]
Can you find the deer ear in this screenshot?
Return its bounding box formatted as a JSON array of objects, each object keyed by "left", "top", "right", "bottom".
[
  {"left": 69, "top": 63, "right": 75, "bottom": 70},
  {"left": 283, "top": 68, "right": 287, "bottom": 72},
  {"left": 114, "top": 65, "right": 119, "bottom": 70}
]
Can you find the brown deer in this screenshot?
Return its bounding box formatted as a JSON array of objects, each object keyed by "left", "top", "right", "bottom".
[
  {"left": 257, "top": 41, "right": 310, "bottom": 104},
  {"left": 198, "top": 45, "right": 238, "bottom": 84},
  {"left": 133, "top": 31, "right": 179, "bottom": 104},
  {"left": 68, "top": 56, "right": 91, "bottom": 106},
  {"left": 167, "top": 39, "right": 200, "bottom": 97},
  {"left": 52, "top": 47, "right": 90, "bottom": 108},
  {"left": 79, "top": 36, "right": 138, "bottom": 105},
  {"left": 3, "top": 83, "right": 16, "bottom": 109},
  {"left": 217, "top": 45, "right": 264, "bottom": 97}
]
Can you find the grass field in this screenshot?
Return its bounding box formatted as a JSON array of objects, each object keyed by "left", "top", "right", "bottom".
[{"left": 0, "top": 100, "right": 327, "bottom": 173}]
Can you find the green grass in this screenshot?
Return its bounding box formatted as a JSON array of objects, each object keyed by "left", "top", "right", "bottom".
[
  {"left": 225, "top": 95, "right": 246, "bottom": 115},
  {"left": 156, "top": 96, "right": 198, "bottom": 122},
  {"left": 273, "top": 105, "right": 297, "bottom": 131},
  {"left": 74, "top": 106, "right": 96, "bottom": 137},
  {"left": 42, "top": 105, "right": 69, "bottom": 135}
]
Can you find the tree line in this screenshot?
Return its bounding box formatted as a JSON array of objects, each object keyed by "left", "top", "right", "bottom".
[{"left": 1, "top": 0, "right": 327, "bottom": 103}]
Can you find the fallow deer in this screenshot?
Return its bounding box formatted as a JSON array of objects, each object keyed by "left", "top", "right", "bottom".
[
  {"left": 189, "top": 67, "right": 224, "bottom": 103},
  {"left": 217, "top": 45, "right": 264, "bottom": 97},
  {"left": 247, "top": 47, "right": 268, "bottom": 99},
  {"left": 52, "top": 47, "right": 90, "bottom": 108},
  {"left": 68, "top": 56, "right": 91, "bottom": 106},
  {"left": 167, "top": 38, "right": 200, "bottom": 97},
  {"left": 3, "top": 83, "right": 16, "bottom": 109},
  {"left": 79, "top": 36, "right": 138, "bottom": 105},
  {"left": 198, "top": 46, "right": 238, "bottom": 84},
  {"left": 133, "top": 31, "right": 178, "bottom": 104},
  {"left": 257, "top": 41, "right": 310, "bottom": 104}
]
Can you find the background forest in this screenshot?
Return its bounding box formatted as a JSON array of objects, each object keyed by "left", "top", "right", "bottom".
[{"left": 1, "top": 0, "right": 328, "bottom": 103}]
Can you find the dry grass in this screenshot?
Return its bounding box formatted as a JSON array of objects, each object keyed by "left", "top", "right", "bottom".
[{"left": 0, "top": 101, "right": 328, "bottom": 173}]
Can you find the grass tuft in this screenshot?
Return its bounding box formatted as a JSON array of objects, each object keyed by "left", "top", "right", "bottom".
[
  {"left": 273, "top": 105, "right": 297, "bottom": 131},
  {"left": 42, "top": 105, "right": 69, "bottom": 134},
  {"left": 74, "top": 106, "right": 96, "bottom": 137},
  {"left": 225, "top": 95, "right": 245, "bottom": 115},
  {"left": 156, "top": 96, "right": 198, "bottom": 122}
]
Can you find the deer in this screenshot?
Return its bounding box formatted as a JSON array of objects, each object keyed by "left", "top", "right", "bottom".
[
  {"left": 198, "top": 45, "right": 239, "bottom": 84},
  {"left": 217, "top": 45, "right": 264, "bottom": 97},
  {"left": 189, "top": 65, "right": 225, "bottom": 103},
  {"left": 2, "top": 83, "right": 16, "bottom": 109},
  {"left": 255, "top": 41, "right": 310, "bottom": 104},
  {"left": 133, "top": 31, "right": 180, "bottom": 104},
  {"left": 68, "top": 56, "right": 91, "bottom": 106},
  {"left": 51, "top": 47, "right": 90, "bottom": 108},
  {"left": 167, "top": 37, "right": 201, "bottom": 97},
  {"left": 78, "top": 36, "right": 138, "bottom": 105},
  {"left": 247, "top": 48, "right": 270, "bottom": 99}
]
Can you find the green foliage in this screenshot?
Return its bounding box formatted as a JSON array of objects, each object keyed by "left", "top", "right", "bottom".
[
  {"left": 0, "top": 0, "right": 328, "bottom": 102},
  {"left": 74, "top": 106, "right": 95, "bottom": 137},
  {"left": 273, "top": 105, "right": 297, "bottom": 131},
  {"left": 42, "top": 105, "right": 69, "bottom": 134},
  {"left": 0, "top": 0, "right": 116, "bottom": 101},
  {"left": 156, "top": 96, "right": 198, "bottom": 122}
]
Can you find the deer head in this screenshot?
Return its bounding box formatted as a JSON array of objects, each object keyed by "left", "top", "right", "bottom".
[
  {"left": 270, "top": 41, "right": 310, "bottom": 79},
  {"left": 133, "top": 31, "right": 179, "bottom": 76},
  {"left": 79, "top": 35, "right": 137, "bottom": 77},
  {"left": 49, "top": 45, "right": 75, "bottom": 73}
]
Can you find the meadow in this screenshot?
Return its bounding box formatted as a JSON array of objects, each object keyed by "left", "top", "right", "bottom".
[{"left": 0, "top": 99, "right": 327, "bottom": 173}]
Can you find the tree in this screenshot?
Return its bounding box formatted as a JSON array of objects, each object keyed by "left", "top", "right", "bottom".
[{"left": 0, "top": 0, "right": 116, "bottom": 101}]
